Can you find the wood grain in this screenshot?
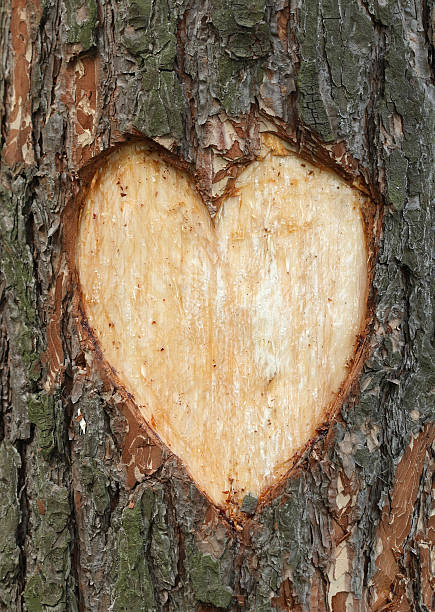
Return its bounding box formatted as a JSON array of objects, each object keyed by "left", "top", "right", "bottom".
[{"left": 77, "top": 134, "right": 368, "bottom": 509}]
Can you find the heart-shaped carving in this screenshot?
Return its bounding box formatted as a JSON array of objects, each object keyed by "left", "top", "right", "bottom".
[{"left": 77, "top": 134, "right": 368, "bottom": 509}]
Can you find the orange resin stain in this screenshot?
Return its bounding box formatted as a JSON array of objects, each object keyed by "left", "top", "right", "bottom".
[
  {"left": 62, "top": 55, "right": 100, "bottom": 167},
  {"left": 77, "top": 135, "right": 369, "bottom": 509}
]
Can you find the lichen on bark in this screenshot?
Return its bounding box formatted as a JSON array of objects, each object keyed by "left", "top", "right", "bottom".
[{"left": 0, "top": 441, "right": 21, "bottom": 609}]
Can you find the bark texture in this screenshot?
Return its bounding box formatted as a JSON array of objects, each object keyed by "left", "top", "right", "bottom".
[{"left": 0, "top": 1, "right": 434, "bottom": 611}]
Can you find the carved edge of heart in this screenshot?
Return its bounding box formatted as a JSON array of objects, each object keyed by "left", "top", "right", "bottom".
[{"left": 62, "top": 130, "right": 382, "bottom": 521}]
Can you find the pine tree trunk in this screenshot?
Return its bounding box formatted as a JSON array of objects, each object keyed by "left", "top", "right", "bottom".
[{"left": 0, "top": 1, "right": 433, "bottom": 610}]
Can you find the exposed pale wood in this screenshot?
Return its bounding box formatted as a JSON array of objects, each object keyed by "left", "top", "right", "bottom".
[{"left": 77, "top": 134, "right": 368, "bottom": 509}]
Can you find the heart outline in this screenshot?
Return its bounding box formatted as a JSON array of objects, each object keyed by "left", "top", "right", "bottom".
[{"left": 69, "top": 133, "right": 378, "bottom": 516}]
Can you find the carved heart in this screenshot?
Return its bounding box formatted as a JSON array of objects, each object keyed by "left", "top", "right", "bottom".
[{"left": 77, "top": 134, "right": 368, "bottom": 509}]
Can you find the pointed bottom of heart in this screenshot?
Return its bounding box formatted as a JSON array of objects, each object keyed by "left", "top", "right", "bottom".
[{"left": 77, "top": 134, "right": 369, "bottom": 510}]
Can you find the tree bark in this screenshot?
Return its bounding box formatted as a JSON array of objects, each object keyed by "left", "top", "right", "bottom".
[{"left": 0, "top": 1, "right": 433, "bottom": 611}]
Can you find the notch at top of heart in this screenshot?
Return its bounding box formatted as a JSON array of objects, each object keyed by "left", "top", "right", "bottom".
[{"left": 76, "top": 132, "right": 373, "bottom": 513}]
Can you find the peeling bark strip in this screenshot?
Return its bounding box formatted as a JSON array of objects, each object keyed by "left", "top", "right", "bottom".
[
  {"left": 0, "top": 0, "right": 434, "bottom": 611},
  {"left": 370, "top": 422, "right": 435, "bottom": 611},
  {"left": 2, "top": 0, "right": 35, "bottom": 167}
]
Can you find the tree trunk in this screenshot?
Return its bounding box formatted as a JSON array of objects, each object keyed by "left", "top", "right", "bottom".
[{"left": 0, "top": 1, "right": 433, "bottom": 611}]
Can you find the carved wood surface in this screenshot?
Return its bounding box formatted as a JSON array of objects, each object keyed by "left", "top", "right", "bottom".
[{"left": 77, "top": 135, "right": 369, "bottom": 510}]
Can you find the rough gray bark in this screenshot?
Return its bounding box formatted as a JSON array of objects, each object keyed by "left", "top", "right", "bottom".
[{"left": 0, "top": 1, "right": 434, "bottom": 611}]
